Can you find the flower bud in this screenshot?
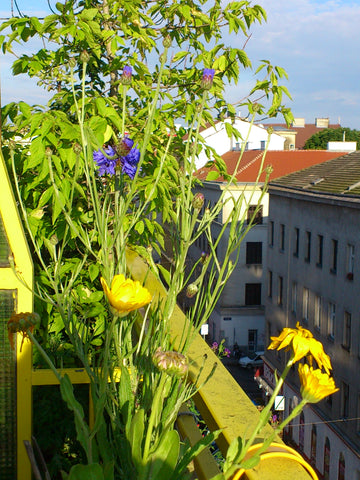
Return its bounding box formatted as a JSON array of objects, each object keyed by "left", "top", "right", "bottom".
[
  {"left": 80, "top": 50, "right": 90, "bottom": 63},
  {"left": 153, "top": 348, "right": 188, "bottom": 377},
  {"left": 201, "top": 68, "right": 215, "bottom": 90},
  {"left": 45, "top": 147, "right": 53, "bottom": 157},
  {"left": 162, "top": 35, "right": 172, "bottom": 48},
  {"left": 192, "top": 192, "right": 204, "bottom": 210},
  {"left": 73, "top": 142, "right": 82, "bottom": 155},
  {"left": 186, "top": 283, "right": 198, "bottom": 298},
  {"left": 120, "top": 65, "right": 132, "bottom": 85},
  {"left": 69, "top": 57, "right": 77, "bottom": 69}
]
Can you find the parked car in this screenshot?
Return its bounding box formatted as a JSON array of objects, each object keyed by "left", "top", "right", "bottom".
[{"left": 238, "top": 351, "right": 264, "bottom": 368}]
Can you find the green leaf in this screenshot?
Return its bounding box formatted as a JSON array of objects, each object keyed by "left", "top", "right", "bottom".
[
  {"left": 68, "top": 463, "right": 104, "bottom": 480},
  {"left": 223, "top": 436, "right": 242, "bottom": 472},
  {"left": 206, "top": 171, "right": 220, "bottom": 181},
  {"left": 148, "top": 430, "right": 180, "bottom": 479},
  {"left": 157, "top": 264, "right": 171, "bottom": 287},
  {"left": 129, "top": 409, "right": 145, "bottom": 467},
  {"left": 89, "top": 264, "right": 100, "bottom": 282}
]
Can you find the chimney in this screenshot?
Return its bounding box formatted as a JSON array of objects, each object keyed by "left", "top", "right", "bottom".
[
  {"left": 292, "top": 118, "right": 305, "bottom": 127},
  {"left": 315, "top": 118, "right": 329, "bottom": 128}
]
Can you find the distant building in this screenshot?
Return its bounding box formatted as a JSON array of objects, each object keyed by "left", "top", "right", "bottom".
[
  {"left": 193, "top": 150, "right": 349, "bottom": 353},
  {"left": 263, "top": 151, "right": 360, "bottom": 479},
  {"left": 196, "top": 117, "right": 285, "bottom": 168},
  {"left": 264, "top": 117, "right": 342, "bottom": 150}
]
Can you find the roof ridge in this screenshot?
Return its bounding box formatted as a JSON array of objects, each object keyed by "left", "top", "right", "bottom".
[{"left": 235, "top": 151, "right": 264, "bottom": 175}]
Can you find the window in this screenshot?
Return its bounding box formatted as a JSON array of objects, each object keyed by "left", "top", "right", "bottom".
[
  {"left": 324, "top": 438, "right": 330, "bottom": 480},
  {"left": 328, "top": 302, "right": 336, "bottom": 339},
  {"left": 342, "top": 311, "right": 351, "bottom": 351},
  {"left": 331, "top": 239, "right": 338, "bottom": 274},
  {"left": 260, "top": 140, "right": 266, "bottom": 150},
  {"left": 280, "top": 224, "right": 285, "bottom": 252},
  {"left": 338, "top": 452, "right": 345, "bottom": 480},
  {"left": 278, "top": 276, "right": 283, "bottom": 306},
  {"left": 245, "top": 283, "right": 262, "bottom": 306},
  {"left": 293, "top": 227, "right": 299, "bottom": 257},
  {"left": 315, "top": 295, "right": 322, "bottom": 330},
  {"left": 317, "top": 234, "right": 324, "bottom": 268},
  {"left": 247, "top": 205, "right": 263, "bottom": 225},
  {"left": 291, "top": 282, "right": 297, "bottom": 314},
  {"left": 268, "top": 270, "right": 273, "bottom": 298},
  {"left": 246, "top": 242, "right": 262, "bottom": 265},
  {"left": 305, "top": 231, "right": 311, "bottom": 263},
  {"left": 303, "top": 287, "right": 310, "bottom": 322},
  {"left": 310, "top": 425, "right": 317, "bottom": 467},
  {"left": 346, "top": 244, "right": 355, "bottom": 280},
  {"left": 341, "top": 382, "right": 349, "bottom": 418},
  {"left": 269, "top": 221, "right": 274, "bottom": 247}
]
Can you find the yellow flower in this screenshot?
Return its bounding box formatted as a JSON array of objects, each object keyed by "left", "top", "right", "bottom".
[
  {"left": 298, "top": 363, "right": 339, "bottom": 403},
  {"left": 101, "top": 274, "right": 152, "bottom": 313},
  {"left": 268, "top": 322, "right": 332, "bottom": 374}
]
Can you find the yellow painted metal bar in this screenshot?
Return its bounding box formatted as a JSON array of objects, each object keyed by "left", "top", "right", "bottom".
[
  {"left": 126, "top": 250, "right": 312, "bottom": 480},
  {"left": 1, "top": 150, "right": 34, "bottom": 480}
]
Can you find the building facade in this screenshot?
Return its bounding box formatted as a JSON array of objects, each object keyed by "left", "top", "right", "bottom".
[{"left": 264, "top": 152, "right": 360, "bottom": 479}]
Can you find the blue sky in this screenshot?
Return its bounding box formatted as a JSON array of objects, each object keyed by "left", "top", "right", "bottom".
[{"left": 1, "top": 0, "right": 360, "bottom": 128}]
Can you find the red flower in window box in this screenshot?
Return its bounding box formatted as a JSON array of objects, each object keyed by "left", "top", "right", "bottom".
[{"left": 346, "top": 272, "right": 354, "bottom": 281}]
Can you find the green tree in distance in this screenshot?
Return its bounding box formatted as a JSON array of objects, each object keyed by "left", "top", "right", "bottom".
[{"left": 304, "top": 127, "right": 360, "bottom": 150}]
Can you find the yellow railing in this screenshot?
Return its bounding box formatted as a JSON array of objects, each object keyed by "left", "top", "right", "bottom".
[{"left": 15, "top": 250, "right": 313, "bottom": 480}]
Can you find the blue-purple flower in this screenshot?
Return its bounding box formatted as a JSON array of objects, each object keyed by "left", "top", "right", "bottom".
[
  {"left": 93, "top": 137, "right": 140, "bottom": 179},
  {"left": 120, "top": 65, "right": 132, "bottom": 85},
  {"left": 201, "top": 68, "right": 215, "bottom": 90},
  {"left": 93, "top": 145, "right": 118, "bottom": 176}
]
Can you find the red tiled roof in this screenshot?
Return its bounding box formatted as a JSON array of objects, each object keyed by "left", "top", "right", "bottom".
[
  {"left": 196, "top": 150, "right": 349, "bottom": 183},
  {"left": 263, "top": 123, "right": 341, "bottom": 149}
]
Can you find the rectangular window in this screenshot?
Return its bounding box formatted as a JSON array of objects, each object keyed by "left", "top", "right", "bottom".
[
  {"left": 247, "top": 205, "right": 263, "bottom": 225},
  {"left": 328, "top": 302, "right": 336, "bottom": 338},
  {"left": 245, "top": 283, "right": 262, "bottom": 306},
  {"left": 343, "top": 311, "right": 351, "bottom": 351},
  {"left": 278, "top": 276, "right": 283, "bottom": 306},
  {"left": 341, "top": 382, "right": 349, "bottom": 418},
  {"left": 347, "top": 244, "right": 355, "bottom": 280},
  {"left": 246, "top": 242, "right": 262, "bottom": 265},
  {"left": 305, "top": 231, "right": 311, "bottom": 263},
  {"left": 268, "top": 270, "right": 273, "bottom": 298},
  {"left": 314, "top": 295, "right": 322, "bottom": 330},
  {"left": 316, "top": 234, "right": 323, "bottom": 268},
  {"left": 291, "top": 282, "right": 297, "bottom": 315},
  {"left": 293, "top": 227, "right": 299, "bottom": 257},
  {"left": 280, "top": 224, "right": 285, "bottom": 252},
  {"left": 303, "top": 287, "right": 310, "bottom": 322},
  {"left": 269, "top": 221, "right": 274, "bottom": 247},
  {"left": 330, "top": 239, "right": 338, "bottom": 274}
]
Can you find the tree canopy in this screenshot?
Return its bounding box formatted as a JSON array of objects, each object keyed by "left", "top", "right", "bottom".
[{"left": 304, "top": 127, "right": 360, "bottom": 150}]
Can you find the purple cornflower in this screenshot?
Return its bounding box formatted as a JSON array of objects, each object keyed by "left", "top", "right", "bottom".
[
  {"left": 121, "top": 146, "right": 141, "bottom": 179},
  {"left": 93, "top": 145, "right": 118, "bottom": 176},
  {"left": 211, "top": 342, "right": 218, "bottom": 351},
  {"left": 120, "top": 65, "right": 132, "bottom": 85},
  {"left": 201, "top": 68, "right": 215, "bottom": 90},
  {"left": 224, "top": 348, "right": 231, "bottom": 358},
  {"left": 93, "top": 137, "right": 141, "bottom": 179}
]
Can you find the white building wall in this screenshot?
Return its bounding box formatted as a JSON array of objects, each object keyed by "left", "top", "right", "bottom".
[{"left": 197, "top": 118, "right": 285, "bottom": 168}]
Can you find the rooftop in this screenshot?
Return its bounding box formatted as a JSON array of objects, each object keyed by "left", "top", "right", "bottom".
[
  {"left": 196, "top": 150, "right": 347, "bottom": 183},
  {"left": 262, "top": 118, "right": 341, "bottom": 149},
  {"left": 269, "top": 150, "right": 360, "bottom": 196}
]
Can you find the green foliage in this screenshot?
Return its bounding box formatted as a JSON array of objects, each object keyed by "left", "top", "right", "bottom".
[
  {"left": 304, "top": 127, "right": 360, "bottom": 150},
  {"left": 0, "top": 1, "right": 294, "bottom": 479}
]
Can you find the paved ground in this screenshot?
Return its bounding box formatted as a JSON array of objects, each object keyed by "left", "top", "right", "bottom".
[{"left": 222, "top": 357, "right": 264, "bottom": 405}]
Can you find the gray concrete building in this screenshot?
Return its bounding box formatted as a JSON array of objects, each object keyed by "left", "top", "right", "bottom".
[{"left": 263, "top": 151, "right": 360, "bottom": 479}]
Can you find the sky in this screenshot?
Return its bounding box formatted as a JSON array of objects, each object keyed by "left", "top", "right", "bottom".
[{"left": 1, "top": 0, "right": 360, "bottom": 128}]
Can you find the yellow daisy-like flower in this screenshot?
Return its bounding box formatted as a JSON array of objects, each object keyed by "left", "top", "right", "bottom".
[
  {"left": 298, "top": 363, "right": 339, "bottom": 403},
  {"left": 101, "top": 274, "right": 152, "bottom": 314},
  {"left": 268, "top": 322, "right": 332, "bottom": 374}
]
